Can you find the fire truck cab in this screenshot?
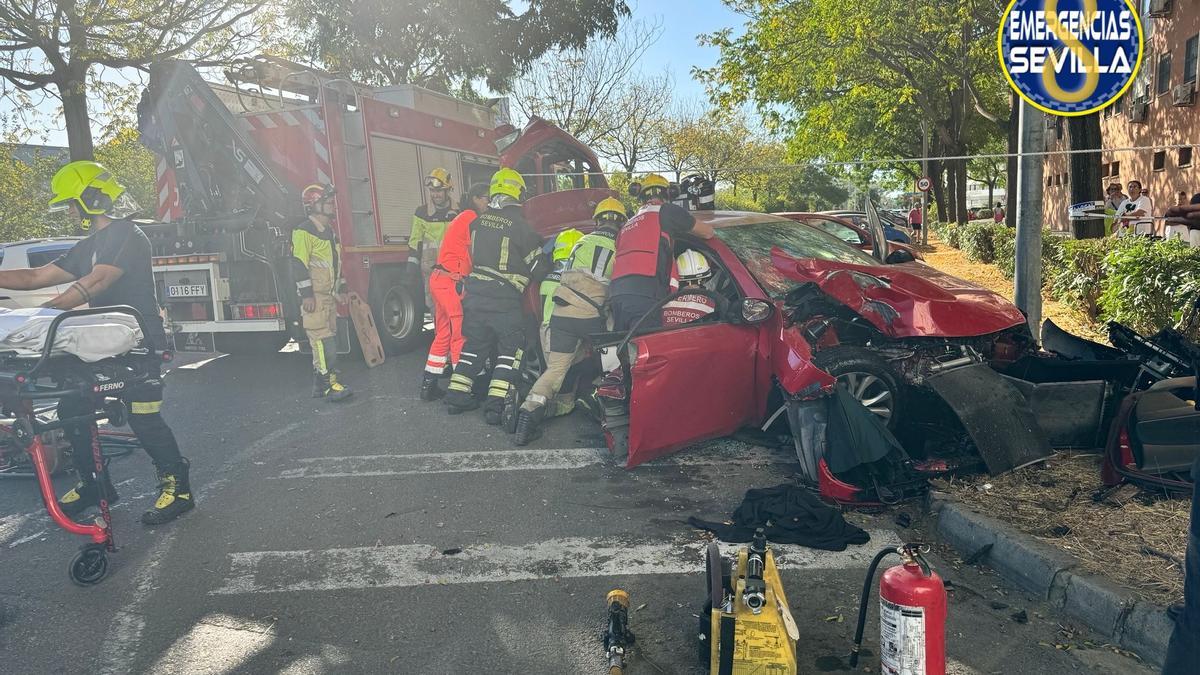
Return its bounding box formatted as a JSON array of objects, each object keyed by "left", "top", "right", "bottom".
[{"left": 138, "top": 56, "right": 610, "bottom": 354}]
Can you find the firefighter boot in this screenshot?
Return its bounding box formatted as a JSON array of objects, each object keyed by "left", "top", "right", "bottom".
[
  {"left": 420, "top": 372, "right": 444, "bottom": 401},
  {"left": 576, "top": 388, "right": 603, "bottom": 422},
  {"left": 142, "top": 458, "right": 194, "bottom": 525},
  {"left": 514, "top": 405, "right": 547, "bottom": 446},
  {"left": 483, "top": 396, "right": 505, "bottom": 426},
  {"left": 501, "top": 386, "right": 521, "bottom": 434},
  {"left": 313, "top": 371, "right": 353, "bottom": 402},
  {"left": 58, "top": 472, "right": 119, "bottom": 518}
]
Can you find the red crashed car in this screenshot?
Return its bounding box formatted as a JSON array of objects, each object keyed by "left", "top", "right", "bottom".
[
  {"left": 596, "top": 211, "right": 1040, "bottom": 472},
  {"left": 774, "top": 212, "right": 923, "bottom": 264}
]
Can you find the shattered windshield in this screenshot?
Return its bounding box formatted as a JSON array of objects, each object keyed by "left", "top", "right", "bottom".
[{"left": 715, "top": 220, "right": 878, "bottom": 297}]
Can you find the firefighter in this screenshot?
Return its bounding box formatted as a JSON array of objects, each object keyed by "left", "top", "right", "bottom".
[
  {"left": 539, "top": 228, "right": 585, "bottom": 341},
  {"left": 609, "top": 173, "right": 713, "bottom": 332},
  {"left": 513, "top": 198, "right": 626, "bottom": 445},
  {"left": 661, "top": 250, "right": 717, "bottom": 325},
  {"left": 444, "top": 168, "right": 545, "bottom": 423},
  {"left": 409, "top": 168, "right": 458, "bottom": 310},
  {"left": 291, "top": 184, "right": 353, "bottom": 402},
  {"left": 420, "top": 183, "right": 489, "bottom": 401},
  {"left": 0, "top": 161, "right": 194, "bottom": 524}
]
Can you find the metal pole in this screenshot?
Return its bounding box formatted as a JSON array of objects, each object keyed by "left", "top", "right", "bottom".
[
  {"left": 1014, "top": 102, "right": 1045, "bottom": 339},
  {"left": 921, "top": 120, "right": 929, "bottom": 245}
]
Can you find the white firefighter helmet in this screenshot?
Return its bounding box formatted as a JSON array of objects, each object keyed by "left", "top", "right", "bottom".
[{"left": 676, "top": 249, "right": 712, "bottom": 285}]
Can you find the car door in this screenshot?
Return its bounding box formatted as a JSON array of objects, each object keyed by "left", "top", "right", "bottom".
[
  {"left": 625, "top": 320, "right": 761, "bottom": 467},
  {"left": 26, "top": 243, "right": 81, "bottom": 306}
]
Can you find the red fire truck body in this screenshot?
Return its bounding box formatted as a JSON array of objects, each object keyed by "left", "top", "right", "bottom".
[{"left": 140, "top": 56, "right": 609, "bottom": 354}]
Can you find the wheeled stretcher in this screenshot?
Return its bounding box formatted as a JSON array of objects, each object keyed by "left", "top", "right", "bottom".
[{"left": 0, "top": 306, "right": 170, "bottom": 585}]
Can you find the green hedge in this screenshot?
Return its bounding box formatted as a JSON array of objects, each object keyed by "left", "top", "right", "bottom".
[
  {"left": 1097, "top": 237, "right": 1200, "bottom": 334},
  {"left": 936, "top": 222, "right": 1200, "bottom": 332}
]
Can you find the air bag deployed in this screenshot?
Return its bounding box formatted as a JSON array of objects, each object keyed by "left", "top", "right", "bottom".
[{"left": 926, "top": 363, "right": 1052, "bottom": 474}]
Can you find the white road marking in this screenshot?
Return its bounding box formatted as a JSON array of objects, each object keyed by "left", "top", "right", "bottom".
[
  {"left": 275, "top": 443, "right": 793, "bottom": 479},
  {"left": 98, "top": 423, "right": 301, "bottom": 675},
  {"left": 7, "top": 529, "right": 47, "bottom": 547},
  {"left": 149, "top": 613, "right": 274, "bottom": 675},
  {"left": 211, "top": 531, "right": 902, "bottom": 595}
]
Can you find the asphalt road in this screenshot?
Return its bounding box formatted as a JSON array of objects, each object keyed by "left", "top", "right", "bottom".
[{"left": 0, "top": 347, "right": 1154, "bottom": 674}]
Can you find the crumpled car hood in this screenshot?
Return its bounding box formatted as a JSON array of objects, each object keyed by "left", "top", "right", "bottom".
[{"left": 772, "top": 250, "right": 1027, "bottom": 339}]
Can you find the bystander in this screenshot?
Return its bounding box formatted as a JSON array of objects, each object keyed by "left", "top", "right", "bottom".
[
  {"left": 1115, "top": 180, "right": 1153, "bottom": 236},
  {"left": 1163, "top": 192, "right": 1200, "bottom": 248},
  {"left": 1103, "top": 183, "right": 1126, "bottom": 235},
  {"left": 992, "top": 202, "right": 1005, "bottom": 224}
]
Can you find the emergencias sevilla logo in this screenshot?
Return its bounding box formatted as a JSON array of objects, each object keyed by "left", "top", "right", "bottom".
[{"left": 998, "top": 0, "right": 1144, "bottom": 116}]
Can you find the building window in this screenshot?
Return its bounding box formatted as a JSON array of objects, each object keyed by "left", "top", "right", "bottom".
[
  {"left": 1102, "top": 162, "right": 1111, "bottom": 177},
  {"left": 1111, "top": 160, "right": 1121, "bottom": 176},
  {"left": 1186, "top": 35, "right": 1199, "bottom": 84},
  {"left": 1055, "top": 117, "right": 1064, "bottom": 140},
  {"left": 1063, "top": 173, "right": 1069, "bottom": 186},
  {"left": 1157, "top": 53, "right": 1172, "bottom": 96},
  {"left": 1114, "top": 94, "right": 1125, "bottom": 115},
  {"left": 1181, "top": 147, "right": 1194, "bottom": 168},
  {"left": 1153, "top": 151, "right": 1167, "bottom": 171}
]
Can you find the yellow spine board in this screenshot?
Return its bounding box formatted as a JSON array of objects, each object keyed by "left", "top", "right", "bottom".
[{"left": 710, "top": 548, "right": 799, "bottom": 674}]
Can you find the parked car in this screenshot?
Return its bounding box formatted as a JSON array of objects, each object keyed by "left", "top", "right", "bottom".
[
  {"left": 0, "top": 238, "right": 82, "bottom": 309},
  {"left": 774, "top": 212, "right": 923, "bottom": 263},
  {"left": 594, "top": 211, "right": 1038, "bottom": 471},
  {"left": 820, "top": 210, "right": 914, "bottom": 242}
]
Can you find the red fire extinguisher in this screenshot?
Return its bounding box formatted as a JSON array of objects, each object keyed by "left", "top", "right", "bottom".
[{"left": 850, "top": 543, "right": 947, "bottom": 675}]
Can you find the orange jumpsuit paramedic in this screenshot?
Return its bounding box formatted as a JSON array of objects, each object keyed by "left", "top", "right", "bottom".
[{"left": 421, "top": 183, "right": 489, "bottom": 401}]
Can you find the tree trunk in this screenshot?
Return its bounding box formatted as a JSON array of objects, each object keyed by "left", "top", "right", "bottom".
[
  {"left": 946, "top": 163, "right": 958, "bottom": 224},
  {"left": 987, "top": 181, "right": 994, "bottom": 209},
  {"left": 1005, "top": 92, "right": 1019, "bottom": 227},
  {"left": 1068, "top": 113, "right": 1104, "bottom": 239},
  {"left": 955, "top": 159, "right": 969, "bottom": 223},
  {"left": 59, "top": 75, "right": 95, "bottom": 160},
  {"left": 931, "top": 158, "right": 947, "bottom": 223}
]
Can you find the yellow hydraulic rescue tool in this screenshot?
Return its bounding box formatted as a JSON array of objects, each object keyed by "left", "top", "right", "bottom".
[{"left": 703, "top": 529, "right": 800, "bottom": 674}]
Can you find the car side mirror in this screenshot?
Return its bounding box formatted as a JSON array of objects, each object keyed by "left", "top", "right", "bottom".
[
  {"left": 739, "top": 298, "right": 774, "bottom": 324},
  {"left": 885, "top": 249, "right": 916, "bottom": 264}
]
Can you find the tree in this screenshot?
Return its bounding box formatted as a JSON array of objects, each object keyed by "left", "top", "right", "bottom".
[
  {"left": 288, "top": 0, "right": 629, "bottom": 94},
  {"left": 698, "top": 0, "right": 1012, "bottom": 224},
  {"left": 94, "top": 128, "right": 157, "bottom": 213},
  {"left": 593, "top": 76, "right": 672, "bottom": 175},
  {"left": 1068, "top": 113, "right": 1104, "bottom": 238},
  {"left": 658, "top": 101, "right": 705, "bottom": 182},
  {"left": 511, "top": 16, "right": 661, "bottom": 150},
  {"left": 0, "top": 0, "right": 273, "bottom": 160},
  {"left": 967, "top": 139, "right": 1007, "bottom": 212},
  {"left": 0, "top": 143, "right": 72, "bottom": 240}
]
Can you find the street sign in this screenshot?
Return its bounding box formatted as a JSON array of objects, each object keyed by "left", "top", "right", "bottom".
[{"left": 916, "top": 176, "right": 932, "bottom": 193}]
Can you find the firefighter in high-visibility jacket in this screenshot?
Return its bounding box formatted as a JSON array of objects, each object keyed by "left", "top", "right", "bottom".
[
  {"left": 609, "top": 173, "right": 713, "bottom": 332},
  {"left": 661, "top": 249, "right": 717, "bottom": 325},
  {"left": 291, "top": 184, "right": 353, "bottom": 401},
  {"left": 539, "top": 228, "right": 585, "bottom": 344},
  {"left": 420, "top": 183, "right": 490, "bottom": 401},
  {"left": 408, "top": 168, "right": 458, "bottom": 310},
  {"left": 444, "top": 169, "right": 545, "bottom": 423},
  {"left": 513, "top": 198, "right": 626, "bottom": 445}
]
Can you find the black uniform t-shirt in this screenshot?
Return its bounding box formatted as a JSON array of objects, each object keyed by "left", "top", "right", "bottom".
[{"left": 53, "top": 218, "right": 167, "bottom": 349}]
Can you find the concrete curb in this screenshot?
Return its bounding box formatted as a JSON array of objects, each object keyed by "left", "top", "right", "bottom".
[{"left": 929, "top": 492, "right": 1173, "bottom": 668}]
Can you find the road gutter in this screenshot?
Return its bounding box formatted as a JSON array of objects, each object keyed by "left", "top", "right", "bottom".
[{"left": 928, "top": 491, "right": 1174, "bottom": 668}]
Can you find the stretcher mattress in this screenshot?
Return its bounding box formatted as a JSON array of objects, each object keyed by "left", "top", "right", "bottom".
[{"left": 0, "top": 308, "right": 143, "bottom": 362}]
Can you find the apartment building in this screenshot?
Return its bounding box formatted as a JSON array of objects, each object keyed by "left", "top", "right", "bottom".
[{"left": 1042, "top": 0, "right": 1198, "bottom": 233}]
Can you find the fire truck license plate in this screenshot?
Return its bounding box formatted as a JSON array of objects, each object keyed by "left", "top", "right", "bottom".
[{"left": 167, "top": 284, "right": 208, "bottom": 298}]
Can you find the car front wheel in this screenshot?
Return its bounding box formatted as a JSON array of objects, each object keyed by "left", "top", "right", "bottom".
[{"left": 812, "top": 346, "right": 902, "bottom": 428}]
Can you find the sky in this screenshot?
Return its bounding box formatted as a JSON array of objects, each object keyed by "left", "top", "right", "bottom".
[
  {"left": 634, "top": 0, "right": 745, "bottom": 104},
  {"left": 3, "top": 0, "right": 744, "bottom": 148}
]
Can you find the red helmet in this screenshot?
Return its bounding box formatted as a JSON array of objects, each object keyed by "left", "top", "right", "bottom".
[{"left": 301, "top": 184, "right": 334, "bottom": 211}]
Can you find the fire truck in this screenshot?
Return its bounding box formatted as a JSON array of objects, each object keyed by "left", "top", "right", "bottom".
[{"left": 137, "top": 56, "right": 611, "bottom": 354}]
